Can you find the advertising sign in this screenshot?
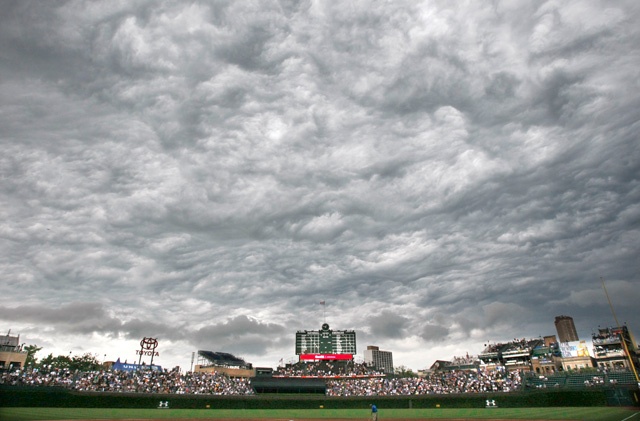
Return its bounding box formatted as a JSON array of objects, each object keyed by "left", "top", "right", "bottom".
[
  {"left": 299, "top": 353, "right": 353, "bottom": 361},
  {"left": 559, "top": 340, "right": 590, "bottom": 358}
]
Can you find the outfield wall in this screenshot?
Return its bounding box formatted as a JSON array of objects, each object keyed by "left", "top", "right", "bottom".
[{"left": 3, "top": 385, "right": 637, "bottom": 408}]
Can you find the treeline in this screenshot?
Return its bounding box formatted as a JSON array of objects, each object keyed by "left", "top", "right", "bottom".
[{"left": 19, "top": 344, "right": 104, "bottom": 372}]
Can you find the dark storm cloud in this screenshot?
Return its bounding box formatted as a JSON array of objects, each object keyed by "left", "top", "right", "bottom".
[
  {"left": 0, "top": 302, "right": 181, "bottom": 339},
  {"left": 368, "top": 311, "right": 409, "bottom": 339},
  {"left": 0, "top": 303, "right": 110, "bottom": 326},
  {"left": 1, "top": 0, "right": 639, "bottom": 369},
  {"left": 420, "top": 323, "right": 450, "bottom": 343},
  {"left": 194, "top": 315, "right": 286, "bottom": 337},
  {"left": 190, "top": 316, "right": 287, "bottom": 356}
]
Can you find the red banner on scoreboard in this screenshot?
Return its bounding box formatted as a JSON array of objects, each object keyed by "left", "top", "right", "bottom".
[{"left": 299, "top": 353, "right": 353, "bottom": 361}]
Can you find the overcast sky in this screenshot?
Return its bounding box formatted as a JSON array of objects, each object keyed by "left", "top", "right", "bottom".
[{"left": 1, "top": 0, "right": 639, "bottom": 372}]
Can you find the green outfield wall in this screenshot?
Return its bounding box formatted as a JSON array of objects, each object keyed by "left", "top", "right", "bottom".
[{"left": 4, "top": 385, "right": 637, "bottom": 409}]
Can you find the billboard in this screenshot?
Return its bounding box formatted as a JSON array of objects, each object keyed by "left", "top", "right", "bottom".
[
  {"left": 112, "top": 358, "right": 162, "bottom": 372},
  {"left": 559, "top": 340, "right": 590, "bottom": 358},
  {"left": 299, "top": 353, "right": 353, "bottom": 361},
  {"left": 295, "top": 323, "right": 356, "bottom": 356}
]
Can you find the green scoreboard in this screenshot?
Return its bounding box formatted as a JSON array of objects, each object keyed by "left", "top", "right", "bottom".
[{"left": 295, "top": 323, "right": 356, "bottom": 359}]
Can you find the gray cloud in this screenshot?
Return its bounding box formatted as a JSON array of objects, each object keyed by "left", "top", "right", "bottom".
[
  {"left": 368, "top": 311, "right": 410, "bottom": 339},
  {"left": 420, "top": 323, "right": 450, "bottom": 343},
  {"left": 0, "top": 303, "right": 111, "bottom": 327},
  {"left": 1, "top": 0, "right": 639, "bottom": 370}
]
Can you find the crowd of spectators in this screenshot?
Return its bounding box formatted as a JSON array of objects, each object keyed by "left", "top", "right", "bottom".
[
  {"left": 326, "top": 369, "right": 522, "bottom": 396},
  {"left": 273, "top": 361, "right": 383, "bottom": 377},
  {"left": 584, "top": 376, "right": 606, "bottom": 387},
  {"left": 592, "top": 328, "right": 623, "bottom": 345},
  {"left": 448, "top": 354, "right": 477, "bottom": 366},
  {"left": 0, "top": 367, "right": 254, "bottom": 395},
  {"left": 2, "top": 365, "right": 522, "bottom": 396}
]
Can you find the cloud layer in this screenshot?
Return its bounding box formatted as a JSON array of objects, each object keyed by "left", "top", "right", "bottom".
[{"left": 1, "top": 0, "right": 639, "bottom": 370}]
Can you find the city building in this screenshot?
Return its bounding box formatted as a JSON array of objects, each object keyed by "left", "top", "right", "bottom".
[
  {"left": 558, "top": 340, "right": 594, "bottom": 371},
  {"left": 428, "top": 354, "right": 479, "bottom": 373},
  {"left": 530, "top": 337, "right": 562, "bottom": 374},
  {"left": 478, "top": 338, "right": 543, "bottom": 371},
  {"left": 592, "top": 325, "right": 639, "bottom": 371},
  {"left": 364, "top": 345, "right": 394, "bottom": 374},
  {"left": 555, "top": 315, "right": 579, "bottom": 343},
  {"left": 0, "top": 331, "right": 27, "bottom": 370}
]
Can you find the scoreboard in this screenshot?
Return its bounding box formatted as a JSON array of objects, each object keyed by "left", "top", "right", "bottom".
[{"left": 295, "top": 323, "right": 356, "bottom": 358}]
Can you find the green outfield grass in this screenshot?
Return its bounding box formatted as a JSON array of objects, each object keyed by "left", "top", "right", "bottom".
[{"left": 0, "top": 407, "right": 638, "bottom": 421}]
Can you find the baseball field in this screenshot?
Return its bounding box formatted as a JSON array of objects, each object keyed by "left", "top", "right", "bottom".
[{"left": 0, "top": 407, "right": 639, "bottom": 421}]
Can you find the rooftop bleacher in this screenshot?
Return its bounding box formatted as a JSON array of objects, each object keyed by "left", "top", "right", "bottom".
[{"left": 197, "top": 350, "right": 252, "bottom": 369}]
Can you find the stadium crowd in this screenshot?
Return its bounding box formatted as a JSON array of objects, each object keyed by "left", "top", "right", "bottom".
[
  {"left": 1, "top": 363, "right": 524, "bottom": 396},
  {"left": 326, "top": 369, "right": 522, "bottom": 396},
  {"left": 273, "top": 360, "right": 384, "bottom": 377},
  {"left": 0, "top": 367, "right": 255, "bottom": 395}
]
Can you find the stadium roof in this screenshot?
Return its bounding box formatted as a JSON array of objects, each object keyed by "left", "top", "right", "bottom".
[{"left": 197, "top": 350, "right": 251, "bottom": 368}]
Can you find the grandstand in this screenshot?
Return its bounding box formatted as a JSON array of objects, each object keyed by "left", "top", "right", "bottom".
[
  {"left": 523, "top": 370, "right": 638, "bottom": 390},
  {"left": 196, "top": 350, "right": 252, "bottom": 369},
  {"left": 273, "top": 359, "right": 381, "bottom": 378},
  {"left": 478, "top": 338, "right": 544, "bottom": 370},
  {"left": 429, "top": 355, "right": 479, "bottom": 372},
  {"left": 194, "top": 350, "right": 253, "bottom": 377},
  {"left": 3, "top": 364, "right": 638, "bottom": 396},
  {"left": 524, "top": 373, "right": 567, "bottom": 389},
  {"left": 592, "top": 325, "right": 639, "bottom": 371}
]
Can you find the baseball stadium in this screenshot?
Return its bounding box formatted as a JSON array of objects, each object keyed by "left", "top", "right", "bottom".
[{"left": 1, "top": 321, "right": 639, "bottom": 421}]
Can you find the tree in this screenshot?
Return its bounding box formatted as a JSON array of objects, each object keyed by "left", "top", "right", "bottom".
[
  {"left": 70, "top": 353, "right": 102, "bottom": 371},
  {"left": 23, "top": 344, "right": 42, "bottom": 367},
  {"left": 38, "top": 353, "right": 72, "bottom": 369},
  {"left": 37, "top": 352, "right": 103, "bottom": 371},
  {"left": 394, "top": 365, "right": 417, "bottom": 377}
]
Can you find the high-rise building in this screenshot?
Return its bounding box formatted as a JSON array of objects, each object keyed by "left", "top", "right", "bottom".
[
  {"left": 554, "top": 315, "right": 579, "bottom": 342},
  {"left": 364, "top": 345, "right": 394, "bottom": 374}
]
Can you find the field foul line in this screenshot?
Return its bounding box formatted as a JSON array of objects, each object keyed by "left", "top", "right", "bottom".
[{"left": 620, "top": 412, "right": 640, "bottom": 421}]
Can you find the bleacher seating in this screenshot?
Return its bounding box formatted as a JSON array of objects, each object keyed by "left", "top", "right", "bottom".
[
  {"left": 606, "top": 371, "right": 637, "bottom": 386},
  {"left": 525, "top": 374, "right": 566, "bottom": 389},
  {"left": 565, "top": 373, "right": 605, "bottom": 388}
]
